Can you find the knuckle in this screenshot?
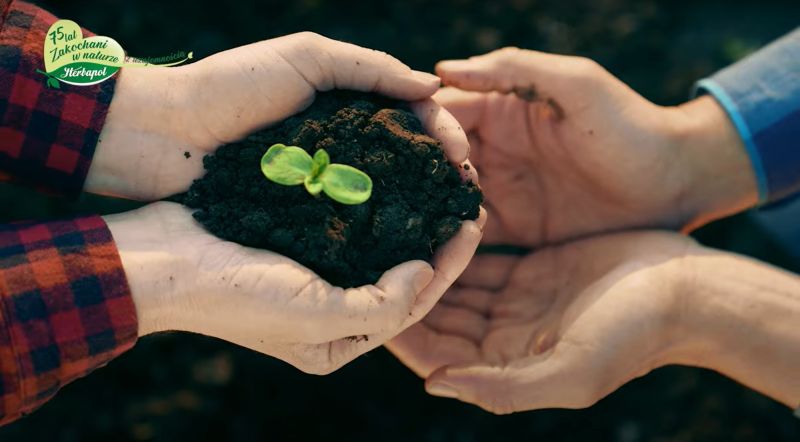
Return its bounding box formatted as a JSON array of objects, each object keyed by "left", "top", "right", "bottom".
[
  {"left": 491, "top": 46, "right": 522, "bottom": 65},
  {"left": 570, "top": 383, "right": 603, "bottom": 409},
  {"left": 306, "top": 363, "right": 338, "bottom": 376},
  {"left": 295, "top": 31, "right": 323, "bottom": 43},
  {"left": 372, "top": 49, "right": 404, "bottom": 67},
  {"left": 496, "top": 46, "right": 522, "bottom": 57},
  {"left": 482, "top": 396, "right": 517, "bottom": 415},
  {"left": 570, "top": 57, "right": 605, "bottom": 79},
  {"left": 360, "top": 287, "right": 409, "bottom": 329},
  {"left": 288, "top": 345, "right": 337, "bottom": 375},
  {"left": 293, "top": 31, "right": 327, "bottom": 51}
]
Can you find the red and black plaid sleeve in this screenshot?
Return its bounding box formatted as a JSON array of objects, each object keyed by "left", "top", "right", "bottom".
[
  {"left": 0, "top": 215, "right": 138, "bottom": 425},
  {"left": 0, "top": 0, "right": 116, "bottom": 196}
]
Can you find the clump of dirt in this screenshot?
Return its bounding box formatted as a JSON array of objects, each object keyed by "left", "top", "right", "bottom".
[{"left": 177, "top": 91, "right": 482, "bottom": 287}]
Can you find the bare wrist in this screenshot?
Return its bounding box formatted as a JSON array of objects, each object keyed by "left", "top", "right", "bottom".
[
  {"left": 668, "top": 250, "right": 800, "bottom": 406},
  {"left": 638, "top": 241, "right": 709, "bottom": 371},
  {"left": 103, "top": 210, "right": 189, "bottom": 336},
  {"left": 86, "top": 66, "right": 196, "bottom": 199},
  {"left": 668, "top": 95, "right": 758, "bottom": 231}
]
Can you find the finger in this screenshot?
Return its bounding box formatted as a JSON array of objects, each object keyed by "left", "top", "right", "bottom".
[
  {"left": 280, "top": 218, "right": 482, "bottom": 371},
  {"left": 436, "top": 47, "right": 578, "bottom": 95},
  {"left": 289, "top": 312, "right": 480, "bottom": 376},
  {"left": 360, "top": 219, "right": 483, "bottom": 346},
  {"left": 314, "top": 260, "right": 434, "bottom": 341},
  {"left": 410, "top": 98, "right": 470, "bottom": 164},
  {"left": 457, "top": 254, "right": 518, "bottom": 290},
  {"left": 298, "top": 280, "right": 481, "bottom": 375},
  {"left": 466, "top": 132, "right": 484, "bottom": 170},
  {"left": 432, "top": 87, "right": 487, "bottom": 134},
  {"left": 414, "top": 219, "right": 483, "bottom": 317},
  {"left": 476, "top": 205, "right": 488, "bottom": 231},
  {"left": 440, "top": 287, "right": 492, "bottom": 315},
  {"left": 365, "top": 219, "right": 484, "bottom": 360},
  {"left": 458, "top": 159, "right": 479, "bottom": 184},
  {"left": 424, "top": 358, "right": 571, "bottom": 414},
  {"left": 386, "top": 323, "right": 480, "bottom": 378},
  {"left": 286, "top": 260, "right": 432, "bottom": 344},
  {"left": 424, "top": 303, "right": 488, "bottom": 343},
  {"left": 272, "top": 32, "right": 441, "bottom": 101}
]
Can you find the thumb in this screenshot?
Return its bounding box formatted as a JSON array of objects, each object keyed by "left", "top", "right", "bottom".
[
  {"left": 435, "top": 47, "right": 593, "bottom": 98},
  {"left": 275, "top": 32, "right": 441, "bottom": 101},
  {"left": 324, "top": 260, "right": 433, "bottom": 338},
  {"left": 424, "top": 357, "right": 576, "bottom": 414}
]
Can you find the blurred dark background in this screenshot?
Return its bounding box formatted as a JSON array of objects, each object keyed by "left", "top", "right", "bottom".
[{"left": 2, "top": 0, "right": 799, "bottom": 440}]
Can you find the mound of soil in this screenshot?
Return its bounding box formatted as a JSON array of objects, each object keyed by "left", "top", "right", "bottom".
[{"left": 178, "top": 91, "right": 482, "bottom": 287}]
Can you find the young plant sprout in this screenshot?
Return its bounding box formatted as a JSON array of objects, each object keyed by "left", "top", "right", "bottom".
[{"left": 260, "top": 143, "right": 373, "bottom": 205}]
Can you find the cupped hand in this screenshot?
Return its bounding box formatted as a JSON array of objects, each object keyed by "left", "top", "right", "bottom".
[
  {"left": 105, "top": 201, "right": 484, "bottom": 375},
  {"left": 432, "top": 48, "right": 757, "bottom": 247},
  {"left": 388, "top": 231, "right": 700, "bottom": 413},
  {"left": 86, "top": 32, "right": 444, "bottom": 200}
]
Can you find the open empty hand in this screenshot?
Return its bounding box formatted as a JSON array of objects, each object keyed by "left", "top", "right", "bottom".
[
  {"left": 432, "top": 48, "right": 757, "bottom": 247},
  {"left": 388, "top": 231, "right": 699, "bottom": 413}
]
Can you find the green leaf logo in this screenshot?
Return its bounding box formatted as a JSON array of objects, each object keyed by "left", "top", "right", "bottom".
[
  {"left": 41, "top": 19, "right": 193, "bottom": 88},
  {"left": 43, "top": 20, "right": 124, "bottom": 86}
]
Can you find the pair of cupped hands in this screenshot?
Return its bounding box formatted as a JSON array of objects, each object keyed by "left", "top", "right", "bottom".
[{"left": 91, "top": 33, "right": 758, "bottom": 413}]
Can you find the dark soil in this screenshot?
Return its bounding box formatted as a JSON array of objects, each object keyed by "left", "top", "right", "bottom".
[{"left": 177, "top": 91, "right": 482, "bottom": 287}]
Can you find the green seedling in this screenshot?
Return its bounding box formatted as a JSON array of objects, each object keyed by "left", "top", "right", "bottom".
[{"left": 260, "top": 143, "right": 373, "bottom": 205}]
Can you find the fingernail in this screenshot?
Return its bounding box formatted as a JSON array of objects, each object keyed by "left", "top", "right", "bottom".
[
  {"left": 427, "top": 382, "right": 459, "bottom": 399},
  {"left": 476, "top": 208, "right": 488, "bottom": 231},
  {"left": 412, "top": 70, "right": 441, "bottom": 85}
]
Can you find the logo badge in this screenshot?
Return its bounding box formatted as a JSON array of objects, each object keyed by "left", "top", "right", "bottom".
[{"left": 40, "top": 19, "right": 192, "bottom": 88}]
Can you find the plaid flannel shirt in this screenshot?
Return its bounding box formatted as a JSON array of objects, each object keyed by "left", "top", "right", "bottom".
[{"left": 0, "top": 0, "right": 137, "bottom": 426}]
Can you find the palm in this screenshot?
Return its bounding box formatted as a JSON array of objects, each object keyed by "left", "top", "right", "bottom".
[
  {"left": 436, "top": 80, "right": 686, "bottom": 247},
  {"left": 389, "top": 232, "right": 696, "bottom": 412}
]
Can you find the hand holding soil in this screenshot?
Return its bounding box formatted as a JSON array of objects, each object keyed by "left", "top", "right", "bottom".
[
  {"left": 84, "top": 33, "right": 485, "bottom": 374},
  {"left": 105, "top": 202, "right": 483, "bottom": 374},
  {"left": 179, "top": 92, "right": 483, "bottom": 287},
  {"left": 83, "top": 32, "right": 441, "bottom": 201}
]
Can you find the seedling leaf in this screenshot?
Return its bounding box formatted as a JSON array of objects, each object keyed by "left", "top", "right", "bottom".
[
  {"left": 312, "top": 149, "right": 330, "bottom": 175},
  {"left": 260, "top": 145, "right": 372, "bottom": 204},
  {"left": 261, "top": 144, "right": 314, "bottom": 185},
  {"left": 304, "top": 175, "right": 323, "bottom": 195},
  {"left": 320, "top": 164, "right": 373, "bottom": 205}
]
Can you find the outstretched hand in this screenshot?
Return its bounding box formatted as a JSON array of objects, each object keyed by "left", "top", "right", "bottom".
[
  {"left": 388, "top": 231, "right": 698, "bottom": 413},
  {"left": 432, "top": 48, "right": 756, "bottom": 247},
  {"left": 86, "top": 32, "right": 444, "bottom": 200},
  {"left": 106, "top": 201, "right": 484, "bottom": 375}
]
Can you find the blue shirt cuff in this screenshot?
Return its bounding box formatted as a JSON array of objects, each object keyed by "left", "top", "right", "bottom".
[
  {"left": 694, "top": 78, "right": 770, "bottom": 204},
  {"left": 693, "top": 28, "right": 800, "bottom": 205}
]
